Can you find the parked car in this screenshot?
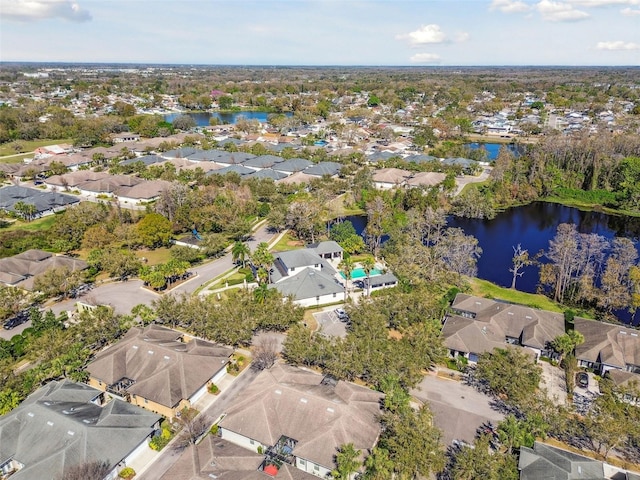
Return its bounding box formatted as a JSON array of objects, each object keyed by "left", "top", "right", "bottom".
[
  {"left": 576, "top": 372, "right": 589, "bottom": 388},
  {"left": 3, "top": 311, "right": 29, "bottom": 330},
  {"left": 335, "top": 308, "right": 349, "bottom": 321}
]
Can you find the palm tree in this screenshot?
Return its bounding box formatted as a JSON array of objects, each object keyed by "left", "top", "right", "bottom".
[
  {"left": 339, "top": 257, "right": 354, "bottom": 300},
  {"left": 361, "top": 256, "right": 375, "bottom": 297},
  {"left": 252, "top": 242, "right": 274, "bottom": 284},
  {"left": 231, "top": 241, "right": 250, "bottom": 268}
]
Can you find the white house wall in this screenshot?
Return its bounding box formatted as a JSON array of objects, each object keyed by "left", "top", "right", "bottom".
[
  {"left": 294, "top": 291, "right": 345, "bottom": 308},
  {"left": 219, "top": 428, "right": 265, "bottom": 454},
  {"left": 295, "top": 457, "right": 332, "bottom": 478}
]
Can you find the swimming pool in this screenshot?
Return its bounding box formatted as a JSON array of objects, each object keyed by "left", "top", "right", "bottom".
[{"left": 340, "top": 268, "right": 382, "bottom": 279}]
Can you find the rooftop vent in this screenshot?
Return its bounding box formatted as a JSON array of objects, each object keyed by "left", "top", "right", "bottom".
[
  {"left": 327, "top": 407, "right": 335, "bottom": 413},
  {"left": 148, "top": 350, "right": 154, "bottom": 354},
  {"left": 275, "top": 389, "right": 282, "bottom": 395},
  {"left": 508, "top": 312, "right": 514, "bottom": 315},
  {"left": 47, "top": 421, "right": 54, "bottom": 426},
  {"left": 27, "top": 412, "right": 34, "bottom": 417},
  {"left": 300, "top": 398, "right": 308, "bottom": 404},
  {"left": 525, "top": 315, "right": 532, "bottom": 319},
  {"left": 163, "top": 355, "right": 170, "bottom": 360},
  {"left": 132, "top": 345, "right": 139, "bottom": 349},
  {"left": 67, "top": 430, "right": 75, "bottom": 436}
]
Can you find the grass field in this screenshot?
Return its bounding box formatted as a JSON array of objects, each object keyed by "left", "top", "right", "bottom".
[
  {"left": 3, "top": 214, "right": 59, "bottom": 232},
  {"left": 271, "top": 232, "right": 304, "bottom": 252},
  {"left": 0, "top": 138, "right": 74, "bottom": 158},
  {"left": 466, "top": 277, "right": 565, "bottom": 313}
]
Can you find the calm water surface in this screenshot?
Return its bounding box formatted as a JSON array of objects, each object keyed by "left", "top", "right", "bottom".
[
  {"left": 165, "top": 111, "right": 290, "bottom": 126},
  {"left": 345, "top": 203, "right": 640, "bottom": 325}
]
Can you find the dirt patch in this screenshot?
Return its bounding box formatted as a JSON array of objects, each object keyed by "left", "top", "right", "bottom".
[
  {"left": 287, "top": 240, "right": 304, "bottom": 247},
  {"left": 388, "top": 329, "right": 403, "bottom": 340}
]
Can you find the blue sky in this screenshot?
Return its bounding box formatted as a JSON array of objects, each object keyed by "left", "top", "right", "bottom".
[{"left": 1, "top": 0, "right": 639, "bottom": 65}]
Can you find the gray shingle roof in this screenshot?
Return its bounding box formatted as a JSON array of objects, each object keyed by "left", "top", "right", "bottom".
[
  {"left": 0, "top": 185, "right": 79, "bottom": 215},
  {"left": 0, "top": 380, "right": 160, "bottom": 480},
  {"left": 246, "top": 168, "right": 289, "bottom": 181},
  {"left": 269, "top": 268, "right": 343, "bottom": 301},
  {"left": 242, "top": 154, "right": 285, "bottom": 168},
  {"left": 162, "top": 147, "right": 198, "bottom": 159},
  {"left": 518, "top": 442, "right": 606, "bottom": 480},
  {"left": 273, "top": 158, "right": 314, "bottom": 173},
  {"left": 208, "top": 165, "right": 254, "bottom": 176},
  {"left": 120, "top": 154, "right": 164, "bottom": 166},
  {"left": 303, "top": 161, "right": 342, "bottom": 177}
]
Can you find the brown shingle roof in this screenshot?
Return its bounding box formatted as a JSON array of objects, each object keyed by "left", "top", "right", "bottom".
[
  {"left": 86, "top": 325, "right": 232, "bottom": 409},
  {"left": 575, "top": 317, "right": 640, "bottom": 370},
  {"left": 219, "top": 363, "right": 383, "bottom": 470}
]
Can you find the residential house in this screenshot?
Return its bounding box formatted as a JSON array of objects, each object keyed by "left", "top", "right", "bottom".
[
  {"left": 371, "top": 168, "right": 411, "bottom": 189},
  {"left": 307, "top": 241, "right": 344, "bottom": 262},
  {"left": 518, "top": 441, "right": 640, "bottom": 480},
  {"left": 276, "top": 171, "right": 315, "bottom": 185},
  {"left": 605, "top": 370, "right": 640, "bottom": 406},
  {"left": 363, "top": 272, "right": 398, "bottom": 293},
  {"left": 247, "top": 168, "right": 289, "bottom": 181},
  {"left": 441, "top": 294, "right": 565, "bottom": 362},
  {"left": 0, "top": 249, "right": 88, "bottom": 290},
  {"left": 268, "top": 244, "right": 345, "bottom": 307},
  {"left": 242, "top": 154, "right": 286, "bottom": 170},
  {"left": 405, "top": 171, "right": 446, "bottom": 188},
  {"left": 574, "top": 317, "right": 640, "bottom": 376},
  {"left": 86, "top": 325, "right": 233, "bottom": 418},
  {"left": 268, "top": 268, "right": 345, "bottom": 307},
  {"left": 0, "top": 185, "right": 79, "bottom": 219},
  {"left": 112, "top": 132, "right": 141, "bottom": 143},
  {"left": 218, "top": 363, "right": 384, "bottom": 478},
  {"left": 303, "top": 161, "right": 342, "bottom": 178},
  {"left": 159, "top": 437, "right": 318, "bottom": 480},
  {"left": 0, "top": 379, "right": 160, "bottom": 480},
  {"left": 273, "top": 158, "right": 314, "bottom": 174}
]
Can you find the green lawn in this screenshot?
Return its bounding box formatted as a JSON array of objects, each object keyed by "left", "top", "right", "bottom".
[
  {"left": 3, "top": 214, "right": 58, "bottom": 232},
  {"left": 271, "top": 232, "right": 304, "bottom": 252},
  {"left": 0, "top": 138, "right": 74, "bottom": 157},
  {"left": 466, "top": 277, "right": 565, "bottom": 313}
]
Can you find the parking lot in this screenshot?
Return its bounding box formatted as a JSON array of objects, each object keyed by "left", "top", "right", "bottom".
[
  {"left": 410, "top": 371, "right": 505, "bottom": 445},
  {"left": 313, "top": 307, "right": 348, "bottom": 338}
]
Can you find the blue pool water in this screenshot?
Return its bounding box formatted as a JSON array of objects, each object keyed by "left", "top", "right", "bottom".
[{"left": 341, "top": 268, "right": 382, "bottom": 279}]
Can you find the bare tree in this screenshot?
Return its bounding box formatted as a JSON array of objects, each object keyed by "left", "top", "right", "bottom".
[
  {"left": 173, "top": 408, "right": 210, "bottom": 450},
  {"left": 56, "top": 460, "right": 111, "bottom": 480},
  {"left": 509, "top": 244, "right": 531, "bottom": 289},
  {"left": 253, "top": 336, "right": 279, "bottom": 370}
]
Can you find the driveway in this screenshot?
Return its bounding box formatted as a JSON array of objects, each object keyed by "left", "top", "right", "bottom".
[
  {"left": 454, "top": 167, "right": 492, "bottom": 196},
  {"left": 411, "top": 371, "right": 504, "bottom": 445},
  {"left": 539, "top": 361, "right": 568, "bottom": 405}
]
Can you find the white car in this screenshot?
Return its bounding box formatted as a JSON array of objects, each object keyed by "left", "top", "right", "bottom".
[{"left": 335, "top": 308, "right": 349, "bottom": 321}]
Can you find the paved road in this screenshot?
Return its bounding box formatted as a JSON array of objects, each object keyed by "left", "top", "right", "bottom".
[{"left": 171, "top": 222, "right": 275, "bottom": 296}]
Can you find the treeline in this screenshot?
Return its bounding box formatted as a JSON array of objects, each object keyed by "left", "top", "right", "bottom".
[{"left": 484, "top": 132, "right": 640, "bottom": 212}]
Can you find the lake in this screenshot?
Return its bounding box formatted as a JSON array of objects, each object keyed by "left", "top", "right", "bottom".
[
  {"left": 344, "top": 203, "right": 640, "bottom": 325},
  {"left": 464, "top": 142, "right": 522, "bottom": 160},
  {"left": 164, "top": 111, "right": 289, "bottom": 126}
]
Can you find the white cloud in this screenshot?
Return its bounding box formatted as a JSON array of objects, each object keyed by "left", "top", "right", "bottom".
[
  {"left": 568, "top": 0, "right": 640, "bottom": 6},
  {"left": 596, "top": 40, "right": 640, "bottom": 49},
  {"left": 409, "top": 53, "right": 441, "bottom": 63},
  {"left": 536, "top": 0, "right": 591, "bottom": 21},
  {"left": 490, "top": 0, "right": 532, "bottom": 13},
  {"left": 621, "top": 6, "right": 640, "bottom": 14},
  {"left": 396, "top": 24, "right": 447, "bottom": 46},
  {"left": 2, "top": 0, "right": 92, "bottom": 22},
  {"left": 455, "top": 32, "right": 470, "bottom": 42}
]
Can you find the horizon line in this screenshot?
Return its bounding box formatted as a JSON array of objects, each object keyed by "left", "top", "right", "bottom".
[{"left": 1, "top": 61, "right": 639, "bottom": 69}]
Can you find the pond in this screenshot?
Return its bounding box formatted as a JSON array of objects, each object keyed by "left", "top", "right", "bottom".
[
  {"left": 164, "top": 111, "right": 291, "bottom": 126},
  {"left": 343, "top": 203, "right": 640, "bottom": 325},
  {"left": 464, "top": 142, "right": 523, "bottom": 160}
]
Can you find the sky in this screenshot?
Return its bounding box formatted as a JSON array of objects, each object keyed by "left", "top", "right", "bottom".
[{"left": 0, "top": 0, "right": 639, "bottom": 66}]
